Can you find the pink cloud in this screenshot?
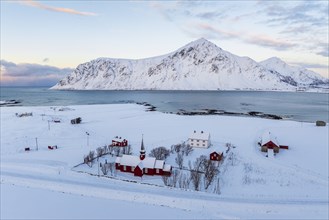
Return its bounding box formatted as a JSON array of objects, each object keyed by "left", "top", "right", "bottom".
[{"left": 20, "top": 0, "right": 97, "bottom": 16}]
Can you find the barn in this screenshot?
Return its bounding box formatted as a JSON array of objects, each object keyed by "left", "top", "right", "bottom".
[
  {"left": 188, "top": 130, "right": 211, "bottom": 148},
  {"left": 115, "top": 137, "right": 171, "bottom": 177},
  {"left": 112, "top": 136, "right": 128, "bottom": 147},
  {"left": 210, "top": 151, "right": 223, "bottom": 161}
]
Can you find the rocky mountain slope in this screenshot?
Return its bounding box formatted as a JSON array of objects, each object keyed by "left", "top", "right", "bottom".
[{"left": 51, "top": 38, "right": 328, "bottom": 91}]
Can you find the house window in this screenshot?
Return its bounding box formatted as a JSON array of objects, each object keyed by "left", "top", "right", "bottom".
[
  {"left": 123, "top": 165, "right": 126, "bottom": 171},
  {"left": 203, "top": 144, "right": 205, "bottom": 146},
  {"left": 203, "top": 140, "right": 205, "bottom": 143},
  {"left": 132, "top": 166, "right": 135, "bottom": 171},
  {"left": 197, "top": 140, "right": 199, "bottom": 142},
  {"left": 191, "top": 143, "right": 193, "bottom": 145},
  {"left": 156, "top": 168, "right": 159, "bottom": 174},
  {"left": 145, "top": 168, "right": 148, "bottom": 173}
]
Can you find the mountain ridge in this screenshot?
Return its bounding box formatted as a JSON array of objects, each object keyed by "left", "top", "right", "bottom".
[{"left": 52, "top": 38, "right": 329, "bottom": 91}]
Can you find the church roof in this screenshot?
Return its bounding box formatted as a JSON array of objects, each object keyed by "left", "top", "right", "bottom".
[{"left": 118, "top": 154, "right": 156, "bottom": 169}]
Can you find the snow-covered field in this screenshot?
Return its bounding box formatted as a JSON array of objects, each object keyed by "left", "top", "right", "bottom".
[{"left": 1, "top": 104, "right": 328, "bottom": 219}]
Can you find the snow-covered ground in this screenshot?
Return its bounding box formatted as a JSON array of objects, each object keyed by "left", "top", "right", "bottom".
[{"left": 1, "top": 104, "right": 328, "bottom": 219}]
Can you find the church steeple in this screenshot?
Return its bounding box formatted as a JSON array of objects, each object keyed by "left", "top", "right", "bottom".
[{"left": 140, "top": 134, "right": 146, "bottom": 160}]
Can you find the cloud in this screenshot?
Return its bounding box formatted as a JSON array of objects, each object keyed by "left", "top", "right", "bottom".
[
  {"left": 19, "top": 0, "right": 97, "bottom": 16},
  {"left": 192, "top": 22, "right": 296, "bottom": 51},
  {"left": 150, "top": 1, "right": 327, "bottom": 55},
  {"left": 0, "top": 60, "right": 73, "bottom": 86},
  {"left": 289, "top": 62, "right": 328, "bottom": 69},
  {"left": 246, "top": 35, "right": 296, "bottom": 51}
]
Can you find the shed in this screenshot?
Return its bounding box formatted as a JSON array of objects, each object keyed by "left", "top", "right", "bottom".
[
  {"left": 210, "top": 151, "right": 223, "bottom": 161},
  {"left": 71, "top": 117, "right": 81, "bottom": 124},
  {"left": 316, "top": 121, "right": 326, "bottom": 126},
  {"left": 261, "top": 132, "right": 280, "bottom": 153}
]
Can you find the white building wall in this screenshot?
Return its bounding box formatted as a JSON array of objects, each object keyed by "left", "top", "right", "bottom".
[{"left": 188, "top": 138, "right": 209, "bottom": 148}]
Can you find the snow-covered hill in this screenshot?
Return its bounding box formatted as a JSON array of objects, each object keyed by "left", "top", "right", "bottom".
[
  {"left": 1, "top": 104, "right": 328, "bottom": 219},
  {"left": 51, "top": 38, "right": 329, "bottom": 91}
]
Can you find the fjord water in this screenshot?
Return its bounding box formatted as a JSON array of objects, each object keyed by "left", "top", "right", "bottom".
[{"left": 1, "top": 87, "right": 328, "bottom": 122}]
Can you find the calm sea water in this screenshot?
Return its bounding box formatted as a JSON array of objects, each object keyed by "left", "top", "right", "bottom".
[{"left": 1, "top": 87, "right": 328, "bottom": 122}]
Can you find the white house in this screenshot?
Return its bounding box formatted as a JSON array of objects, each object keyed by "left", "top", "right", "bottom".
[{"left": 188, "top": 130, "right": 211, "bottom": 148}]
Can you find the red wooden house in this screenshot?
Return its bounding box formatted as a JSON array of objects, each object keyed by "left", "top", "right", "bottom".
[
  {"left": 210, "top": 151, "right": 223, "bottom": 161},
  {"left": 261, "top": 132, "right": 289, "bottom": 153},
  {"left": 115, "top": 137, "right": 171, "bottom": 177},
  {"left": 112, "top": 136, "right": 128, "bottom": 147}
]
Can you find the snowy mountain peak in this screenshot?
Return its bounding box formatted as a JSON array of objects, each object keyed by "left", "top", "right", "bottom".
[
  {"left": 262, "top": 57, "right": 287, "bottom": 66},
  {"left": 183, "top": 38, "right": 222, "bottom": 51},
  {"left": 52, "top": 39, "right": 328, "bottom": 91}
]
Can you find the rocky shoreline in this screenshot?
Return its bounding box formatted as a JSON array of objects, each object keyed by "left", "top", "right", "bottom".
[{"left": 136, "top": 102, "right": 283, "bottom": 120}]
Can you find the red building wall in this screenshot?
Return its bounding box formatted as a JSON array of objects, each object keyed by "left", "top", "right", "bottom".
[
  {"left": 134, "top": 166, "right": 143, "bottom": 177},
  {"left": 263, "top": 141, "right": 278, "bottom": 149}
]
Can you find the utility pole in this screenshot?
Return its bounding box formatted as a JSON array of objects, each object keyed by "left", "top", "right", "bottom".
[
  {"left": 86, "top": 132, "right": 90, "bottom": 148},
  {"left": 98, "top": 159, "right": 100, "bottom": 177},
  {"left": 35, "top": 137, "right": 38, "bottom": 151},
  {"left": 48, "top": 120, "right": 50, "bottom": 130}
]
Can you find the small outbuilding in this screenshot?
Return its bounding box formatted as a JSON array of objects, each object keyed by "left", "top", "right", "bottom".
[
  {"left": 316, "top": 121, "right": 326, "bottom": 126},
  {"left": 188, "top": 130, "right": 211, "bottom": 148},
  {"left": 210, "top": 151, "right": 223, "bottom": 161},
  {"left": 261, "top": 132, "right": 289, "bottom": 154},
  {"left": 112, "top": 136, "right": 128, "bottom": 147},
  {"left": 71, "top": 117, "right": 81, "bottom": 124},
  {"left": 261, "top": 132, "right": 280, "bottom": 153}
]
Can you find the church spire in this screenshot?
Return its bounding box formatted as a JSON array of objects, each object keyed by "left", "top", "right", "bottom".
[{"left": 140, "top": 134, "right": 146, "bottom": 160}]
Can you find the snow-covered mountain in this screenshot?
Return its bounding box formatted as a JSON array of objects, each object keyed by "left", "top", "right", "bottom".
[
  {"left": 260, "top": 57, "right": 328, "bottom": 88},
  {"left": 51, "top": 38, "right": 328, "bottom": 91}
]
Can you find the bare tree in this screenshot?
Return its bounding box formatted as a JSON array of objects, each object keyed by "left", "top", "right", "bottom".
[
  {"left": 171, "top": 143, "right": 183, "bottom": 154},
  {"left": 96, "top": 147, "right": 105, "bottom": 158},
  {"left": 162, "top": 175, "right": 170, "bottom": 186},
  {"left": 183, "top": 143, "right": 194, "bottom": 156},
  {"left": 108, "top": 145, "right": 114, "bottom": 156},
  {"left": 175, "top": 152, "right": 184, "bottom": 169},
  {"left": 122, "top": 145, "right": 132, "bottom": 155},
  {"left": 189, "top": 158, "right": 203, "bottom": 191},
  {"left": 202, "top": 159, "right": 219, "bottom": 189},
  {"left": 227, "top": 151, "right": 238, "bottom": 166},
  {"left": 100, "top": 162, "right": 109, "bottom": 175},
  {"left": 178, "top": 172, "right": 190, "bottom": 189},
  {"left": 85, "top": 151, "right": 95, "bottom": 167},
  {"left": 113, "top": 147, "right": 120, "bottom": 156},
  {"left": 103, "top": 145, "right": 108, "bottom": 154},
  {"left": 213, "top": 177, "right": 221, "bottom": 194},
  {"left": 149, "top": 146, "right": 170, "bottom": 160},
  {"left": 83, "top": 155, "right": 91, "bottom": 167},
  {"left": 171, "top": 169, "right": 180, "bottom": 187},
  {"left": 83, "top": 151, "right": 95, "bottom": 167},
  {"left": 108, "top": 162, "right": 116, "bottom": 176}
]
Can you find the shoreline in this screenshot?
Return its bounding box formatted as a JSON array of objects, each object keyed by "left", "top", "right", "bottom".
[{"left": 1, "top": 100, "right": 322, "bottom": 123}]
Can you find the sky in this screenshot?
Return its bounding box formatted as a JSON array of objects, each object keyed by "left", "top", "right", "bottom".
[{"left": 0, "top": 0, "right": 328, "bottom": 86}]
